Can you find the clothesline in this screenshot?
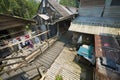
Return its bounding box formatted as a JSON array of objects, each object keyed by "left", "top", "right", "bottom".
[{"left": 0, "top": 30, "right": 50, "bottom": 50}]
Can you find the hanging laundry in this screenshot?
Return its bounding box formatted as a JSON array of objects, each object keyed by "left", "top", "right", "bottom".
[
  {"left": 20, "top": 36, "right": 26, "bottom": 47},
  {"left": 28, "top": 40, "right": 34, "bottom": 48},
  {"left": 35, "top": 37, "right": 41, "bottom": 44},
  {"left": 18, "top": 43, "right": 22, "bottom": 50}
]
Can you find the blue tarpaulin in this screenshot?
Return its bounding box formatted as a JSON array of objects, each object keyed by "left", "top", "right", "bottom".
[{"left": 77, "top": 45, "right": 95, "bottom": 64}]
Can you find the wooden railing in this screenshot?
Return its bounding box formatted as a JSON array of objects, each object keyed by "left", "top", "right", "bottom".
[
  {"left": 0, "top": 31, "right": 58, "bottom": 75},
  {"left": 0, "top": 30, "right": 50, "bottom": 50}
]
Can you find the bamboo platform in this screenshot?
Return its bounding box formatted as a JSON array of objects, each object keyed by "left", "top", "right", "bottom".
[
  {"left": 0, "top": 37, "right": 65, "bottom": 80},
  {"left": 44, "top": 47, "right": 81, "bottom": 80}
]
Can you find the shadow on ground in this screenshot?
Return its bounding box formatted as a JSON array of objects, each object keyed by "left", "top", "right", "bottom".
[{"left": 73, "top": 56, "right": 94, "bottom": 80}]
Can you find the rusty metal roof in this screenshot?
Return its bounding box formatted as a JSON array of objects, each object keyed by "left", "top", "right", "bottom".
[
  {"left": 0, "top": 14, "right": 36, "bottom": 31},
  {"left": 80, "top": 0, "right": 105, "bottom": 7},
  {"left": 95, "top": 35, "right": 120, "bottom": 63},
  {"left": 95, "top": 35, "right": 120, "bottom": 80}
]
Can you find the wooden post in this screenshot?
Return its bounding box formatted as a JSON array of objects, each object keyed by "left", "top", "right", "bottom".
[
  {"left": 39, "top": 46, "right": 43, "bottom": 54},
  {"left": 57, "top": 23, "right": 59, "bottom": 37},
  {"left": 46, "top": 21, "right": 50, "bottom": 39},
  {"left": 0, "top": 56, "right": 26, "bottom": 62}
]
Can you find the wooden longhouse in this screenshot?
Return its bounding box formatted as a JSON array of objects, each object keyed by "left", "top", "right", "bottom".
[
  {"left": 34, "top": 0, "right": 77, "bottom": 39},
  {"left": 69, "top": 0, "right": 120, "bottom": 80},
  {"left": 0, "top": 13, "right": 60, "bottom": 80},
  {"left": 0, "top": 14, "right": 36, "bottom": 58},
  {"left": 0, "top": 1, "right": 77, "bottom": 80}
]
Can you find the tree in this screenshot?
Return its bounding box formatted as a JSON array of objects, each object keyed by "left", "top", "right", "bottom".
[
  {"left": 0, "top": 0, "right": 40, "bottom": 19},
  {"left": 60, "top": 0, "right": 76, "bottom": 7}
]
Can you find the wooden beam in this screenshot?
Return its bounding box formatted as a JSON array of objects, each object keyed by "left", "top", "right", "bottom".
[
  {"left": 48, "top": 15, "right": 73, "bottom": 25},
  {"left": 0, "top": 29, "right": 25, "bottom": 38},
  {"left": 0, "top": 14, "right": 36, "bottom": 23},
  {"left": 0, "top": 56, "right": 26, "bottom": 62},
  {"left": 0, "top": 18, "right": 16, "bottom": 23},
  {"left": 0, "top": 20, "right": 28, "bottom": 29},
  {"left": 0, "top": 23, "right": 26, "bottom": 31},
  {"left": 0, "top": 61, "right": 25, "bottom": 68}
]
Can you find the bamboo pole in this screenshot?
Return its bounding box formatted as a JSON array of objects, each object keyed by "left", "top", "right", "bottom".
[{"left": 0, "top": 56, "right": 26, "bottom": 62}]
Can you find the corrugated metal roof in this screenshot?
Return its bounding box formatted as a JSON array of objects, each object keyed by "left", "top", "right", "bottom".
[
  {"left": 103, "top": 6, "right": 120, "bottom": 18},
  {"left": 69, "top": 16, "right": 120, "bottom": 35},
  {"left": 0, "top": 14, "right": 36, "bottom": 31},
  {"left": 47, "top": 0, "right": 71, "bottom": 17},
  {"left": 78, "top": 6, "right": 104, "bottom": 17}
]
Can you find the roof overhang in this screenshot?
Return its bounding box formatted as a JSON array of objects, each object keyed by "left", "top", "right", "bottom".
[
  {"left": 48, "top": 15, "right": 74, "bottom": 25},
  {"left": 0, "top": 14, "right": 36, "bottom": 31},
  {"left": 69, "top": 16, "right": 120, "bottom": 35},
  {"left": 38, "top": 14, "right": 49, "bottom": 20}
]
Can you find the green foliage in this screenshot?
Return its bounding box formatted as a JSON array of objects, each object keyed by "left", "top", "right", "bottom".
[
  {"left": 0, "top": 77, "right": 2, "bottom": 80},
  {"left": 60, "top": 0, "right": 76, "bottom": 7},
  {"left": 55, "top": 75, "right": 63, "bottom": 80},
  {"left": 0, "top": 0, "right": 40, "bottom": 19}
]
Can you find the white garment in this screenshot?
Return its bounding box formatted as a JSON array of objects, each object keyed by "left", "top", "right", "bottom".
[
  {"left": 77, "top": 35, "right": 82, "bottom": 43},
  {"left": 20, "top": 37, "right": 25, "bottom": 46},
  {"left": 12, "top": 39, "right": 18, "bottom": 44},
  {"left": 18, "top": 44, "right": 22, "bottom": 50}
]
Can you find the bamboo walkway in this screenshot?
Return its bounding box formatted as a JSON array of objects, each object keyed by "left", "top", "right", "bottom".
[
  {"left": 0, "top": 41, "right": 64, "bottom": 80},
  {"left": 44, "top": 46, "right": 81, "bottom": 80}
]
